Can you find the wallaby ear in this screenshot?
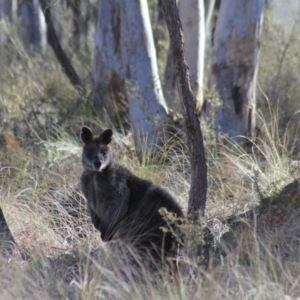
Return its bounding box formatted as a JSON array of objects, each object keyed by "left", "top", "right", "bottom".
[
  {"left": 81, "top": 126, "right": 93, "bottom": 144},
  {"left": 100, "top": 129, "right": 113, "bottom": 145}
]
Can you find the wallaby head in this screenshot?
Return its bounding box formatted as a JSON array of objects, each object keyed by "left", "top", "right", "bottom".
[{"left": 81, "top": 127, "right": 113, "bottom": 172}]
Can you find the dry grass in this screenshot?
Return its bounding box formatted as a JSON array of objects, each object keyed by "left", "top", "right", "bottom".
[{"left": 1, "top": 108, "right": 300, "bottom": 299}]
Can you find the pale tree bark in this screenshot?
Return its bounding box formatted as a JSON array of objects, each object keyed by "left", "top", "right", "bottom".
[
  {"left": 18, "top": 0, "right": 46, "bottom": 53},
  {"left": 204, "top": 0, "right": 216, "bottom": 38},
  {"left": 0, "top": 1, "right": 17, "bottom": 25},
  {"left": 118, "top": 0, "right": 168, "bottom": 155},
  {"left": 92, "top": 0, "right": 125, "bottom": 120},
  {"left": 206, "top": 0, "right": 264, "bottom": 141},
  {"left": 93, "top": 0, "right": 168, "bottom": 154},
  {"left": 164, "top": 0, "right": 205, "bottom": 113},
  {"left": 178, "top": 0, "right": 205, "bottom": 112},
  {"left": 162, "top": 0, "right": 207, "bottom": 217}
]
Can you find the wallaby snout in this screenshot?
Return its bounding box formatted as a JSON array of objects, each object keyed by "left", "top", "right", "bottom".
[{"left": 93, "top": 160, "right": 101, "bottom": 169}]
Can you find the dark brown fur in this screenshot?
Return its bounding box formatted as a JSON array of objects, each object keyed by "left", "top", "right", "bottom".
[{"left": 80, "top": 127, "right": 184, "bottom": 259}]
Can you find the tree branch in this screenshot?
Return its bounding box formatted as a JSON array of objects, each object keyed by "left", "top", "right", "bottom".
[
  {"left": 161, "top": 0, "right": 207, "bottom": 219},
  {"left": 39, "top": 0, "right": 83, "bottom": 92}
]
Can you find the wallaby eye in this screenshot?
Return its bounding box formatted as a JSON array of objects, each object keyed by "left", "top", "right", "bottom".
[{"left": 100, "top": 150, "right": 106, "bottom": 155}]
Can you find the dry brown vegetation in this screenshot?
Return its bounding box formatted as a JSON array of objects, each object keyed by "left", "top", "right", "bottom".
[{"left": 1, "top": 4, "right": 300, "bottom": 299}]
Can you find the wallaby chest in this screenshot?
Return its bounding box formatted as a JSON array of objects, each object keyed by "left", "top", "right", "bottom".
[{"left": 82, "top": 168, "right": 128, "bottom": 214}]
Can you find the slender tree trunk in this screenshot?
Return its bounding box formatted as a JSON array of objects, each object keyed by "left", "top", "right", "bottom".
[
  {"left": 18, "top": 0, "right": 46, "bottom": 52},
  {"left": 118, "top": 0, "right": 168, "bottom": 155},
  {"left": 178, "top": 0, "right": 205, "bottom": 112},
  {"left": 162, "top": 0, "right": 207, "bottom": 217},
  {"left": 207, "top": 0, "right": 264, "bottom": 141},
  {"left": 39, "top": 0, "right": 83, "bottom": 92}
]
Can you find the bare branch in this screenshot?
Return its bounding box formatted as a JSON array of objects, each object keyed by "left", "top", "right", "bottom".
[
  {"left": 39, "top": 0, "right": 83, "bottom": 93},
  {"left": 162, "top": 0, "right": 207, "bottom": 219}
]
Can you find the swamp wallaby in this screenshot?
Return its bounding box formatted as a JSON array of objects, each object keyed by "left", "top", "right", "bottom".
[{"left": 80, "top": 127, "right": 184, "bottom": 259}]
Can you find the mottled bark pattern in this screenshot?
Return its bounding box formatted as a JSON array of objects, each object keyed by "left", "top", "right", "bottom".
[
  {"left": 93, "top": 0, "right": 167, "bottom": 155},
  {"left": 162, "top": 0, "right": 207, "bottom": 217},
  {"left": 118, "top": 0, "right": 167, "bottom": 155},
  {"left": 92, "top": 0, "right": 125, "bottom": 115},
  {"left": 208, "top": 0, "right": 264, "bottom": 140}
]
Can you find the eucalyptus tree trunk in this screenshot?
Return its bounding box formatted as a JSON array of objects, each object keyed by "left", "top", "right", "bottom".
[
  {"left": 118, "top": 0, "right": 168, "bottom": 155},
  {"left": 204, "top": 0, "right": 216, "bottom": 38},
  {"left": 18, "top": 0, "right": 46, "bottom": 52},
  {"left": 164, "top": 0, "right": 205, "bottom": 113},
  {"left": 178, "top": 0, "right": 205, "bottom": 112},
  {"left": 207, "top": 0, "right": 264, "bottom": 141},
  {"left": 92, "top": 0, "right": 125, "bottom": 120},
  {"left": 93, "top": 0, "right": 167, "bottom": 155}
]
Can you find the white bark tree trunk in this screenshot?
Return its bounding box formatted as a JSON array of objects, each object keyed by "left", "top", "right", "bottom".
[
  {"left": 204, "top": 0, "right": 216, "bottom": 38},
  {"left": 207, "top": 0, "right": 264, "bottom": 141},
  {"left": 18, "top": 0, "right": 46, "bottom": 53},
  {"left": 93, "top": 0, "right": 168, "bottom": 154},
  {"left": 179, "top": 0, "right": 205, "bottom": 112},
  {"left": 118, "top": 0, "right": 168, "bottom": 155},
  {"left": 92, "top": 0, "right": 125, "bottom": 120}
]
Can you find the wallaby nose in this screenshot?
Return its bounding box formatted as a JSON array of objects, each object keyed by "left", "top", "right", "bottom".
[{"left": 93, "top": 160, "right": 101, "bottom": 169}]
